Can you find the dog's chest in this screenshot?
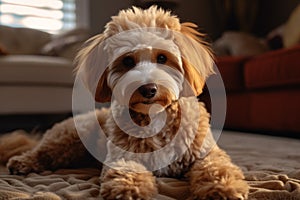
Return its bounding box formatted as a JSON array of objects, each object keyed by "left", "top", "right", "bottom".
[
  {"left": 104, "top": 97, "right": 210, "bottom": 176},
  {"left": 105, "top": 104, "right": 181, "bottom": 152}
]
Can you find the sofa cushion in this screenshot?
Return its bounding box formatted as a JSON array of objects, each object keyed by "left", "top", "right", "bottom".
[
  {"left": 224, "top": 89, "right": 300, "bottom": 134},
  {"left": 244, "top": 44, "right": 300, "bottom": 89},
  {"left": 215, "top": 56, "right": 249, "bottom": 92},
  {"left": 0, "top": 86, "right": 72, "bottom": 114},
  {"left": 0, "top": 55, "right": 74, "bottom": 86},
  {"left": 0, "top": 25, "right": 51, "bottom": 55}
]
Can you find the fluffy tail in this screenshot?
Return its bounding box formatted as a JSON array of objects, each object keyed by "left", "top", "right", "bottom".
[{"left": 0, "top": 130, "right": 40, "bottom": 164}]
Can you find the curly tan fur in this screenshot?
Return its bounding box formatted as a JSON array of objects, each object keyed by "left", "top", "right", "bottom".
[
  {"left": 187, "top": 147, "right": 249, "bottom": 199},
  {"left": 0, "top": 130, "right": 39, "bottom": 164},
  {"left": 3, "top": 6, "right": 249, "bottom": 200},
  {"left": 101, "top": 160, "right": 158, "bottom": 199}
]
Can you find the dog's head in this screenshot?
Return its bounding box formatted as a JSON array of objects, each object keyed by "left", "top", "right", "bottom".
[{"left": 76, "top": 6, "right": 214, "bottom": 114}]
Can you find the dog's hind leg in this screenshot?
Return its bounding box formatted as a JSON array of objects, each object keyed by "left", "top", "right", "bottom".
[
  {"left": 7, "top": 110, "right": 107, "bottom": 175},
  {"left": 0, "top": 130, "right": 39, "bottom": 164}
]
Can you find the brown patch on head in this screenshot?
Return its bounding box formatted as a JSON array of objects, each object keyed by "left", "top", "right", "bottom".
[
  {"left": 109, "top": 52, "right": 138, "bottom": 75},
  {"left": 151, "top": 49, "right": 183, "bottom": 72}
]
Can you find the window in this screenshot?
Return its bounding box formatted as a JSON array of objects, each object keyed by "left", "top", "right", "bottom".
[{"left": 0, "top": 0, "right": 85, "bottom": 34}]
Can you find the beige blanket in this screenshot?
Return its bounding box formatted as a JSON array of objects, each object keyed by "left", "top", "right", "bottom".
[{"left": 0, "top": 131, "right": 299, "bottom": 200}]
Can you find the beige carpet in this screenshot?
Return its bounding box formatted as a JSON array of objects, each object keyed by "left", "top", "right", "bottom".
[{"left": 0, "top": 131, "right": 299, "bottom": 200}]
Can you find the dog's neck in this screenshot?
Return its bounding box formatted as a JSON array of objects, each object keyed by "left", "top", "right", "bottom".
[{"left": 108, "top": 100, "right": 181, "bottom": 142}]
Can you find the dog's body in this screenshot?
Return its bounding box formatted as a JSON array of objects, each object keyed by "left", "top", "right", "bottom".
[{"left": 3, "top": 6, "right": 249, "bottom": 199}]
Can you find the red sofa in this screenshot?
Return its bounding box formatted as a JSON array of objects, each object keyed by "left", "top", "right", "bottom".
[{"left": 201, "top": 44, "right": 300, "bottom": 138}]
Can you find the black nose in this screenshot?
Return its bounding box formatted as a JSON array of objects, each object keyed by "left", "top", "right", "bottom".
[{"left": 138, "top": 83, "right": 158, "bottom": 99}]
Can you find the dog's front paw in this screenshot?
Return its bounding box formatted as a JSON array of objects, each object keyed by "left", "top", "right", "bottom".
[
  {"left": 100, "top": 170, "right": 157, "bottom": 200},
  {"left": 190, "top": 179, "right": 249, "bottom": 200},
  {"left": 7, "top": 154, "right": 40, "bottom": 175},
  {"left": 100, "top": 160, "right": 157, "bottom": 200}
]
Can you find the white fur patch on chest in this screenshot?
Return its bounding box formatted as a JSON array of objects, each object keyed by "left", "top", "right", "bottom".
[{"left": 104, "top": 97, "right": 213, "bottom": 174}]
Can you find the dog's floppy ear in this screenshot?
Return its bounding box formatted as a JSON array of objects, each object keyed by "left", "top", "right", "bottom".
[
  {"left": 94, "top": 68, "right": 111, "bottom": 102},
  {"left": 74, "top": 34, "right": 112, "bottom": 102},
  {"left": 175, "top": 22, "right": 215, "bottom": 96},
  {"left": 181, "top": 58, "right": 205, "bottom": 95}
]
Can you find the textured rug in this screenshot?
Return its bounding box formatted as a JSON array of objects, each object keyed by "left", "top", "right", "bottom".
[{"left": 0, "top": 131, "right": 299, "bottom": 200}]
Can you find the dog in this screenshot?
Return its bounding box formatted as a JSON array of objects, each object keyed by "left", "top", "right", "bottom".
[{"left": 4, "top": 6, "right": 249, "bottom": 200}]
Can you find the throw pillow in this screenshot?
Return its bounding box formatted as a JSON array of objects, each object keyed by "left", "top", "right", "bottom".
[
  {"left": 41, "top": 28, "right": 90, "bottom": 60},
  {"left": 213, "top": 31, "right": 269, "bottom": 56},
  {"left": 283, "top": 4, "right": 300, "bottom": 47}
]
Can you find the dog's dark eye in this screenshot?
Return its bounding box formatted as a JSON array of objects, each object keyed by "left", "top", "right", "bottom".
[
  {"left": 122, "top": 56, "right": 136, "bottom": 68},
  {"left": 157, "top": 54, "right": 167, "bottom": 64}
]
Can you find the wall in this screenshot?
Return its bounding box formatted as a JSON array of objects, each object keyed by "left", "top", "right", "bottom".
[
  {"left": 89, "top": 0, "right": 131, "bottom": 35},
  {"left": 253, "top": 0, "right": 299, "bottom": 36},
  {"left": 87, "top": 0, "right": 299, "bottom": 40},
  {"left": 170, "top": 0, "right": 226, "bottom": 40},
  {"left": 87, "top": 0, "right": 226, "bottom": 40}
]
